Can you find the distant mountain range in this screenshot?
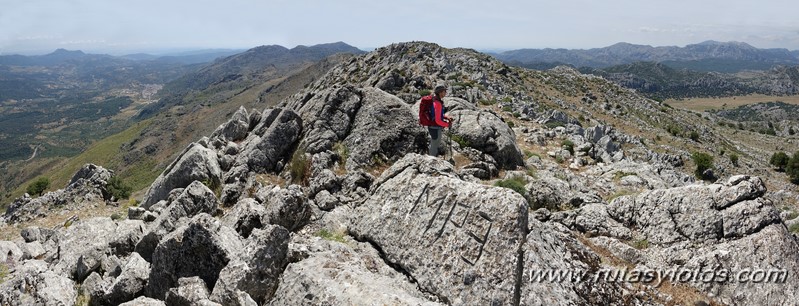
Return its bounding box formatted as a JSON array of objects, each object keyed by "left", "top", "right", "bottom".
[
  {"left": 0, "top": 48, "right": 245, "bottom": 66},
  {"left": 494, "top": 41, "right": 799, "bottom": 72}
]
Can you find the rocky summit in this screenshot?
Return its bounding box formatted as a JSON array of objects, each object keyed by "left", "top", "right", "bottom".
[{"left": 1, "top": 41, "right": 798, "bottom": 306}]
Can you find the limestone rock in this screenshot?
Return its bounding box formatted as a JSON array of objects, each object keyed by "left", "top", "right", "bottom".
[{"left": 141, "top": 143, "right": 222, "bottom": 209}]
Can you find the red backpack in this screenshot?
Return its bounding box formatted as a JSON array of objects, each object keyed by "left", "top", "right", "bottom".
[{"left": 419, "top": 95, "right": 435, "bottom": 126}]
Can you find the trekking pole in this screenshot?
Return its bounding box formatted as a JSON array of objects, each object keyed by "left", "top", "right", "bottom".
[{"left": 447, "top": 124, "right": 454, "bottom": 164}]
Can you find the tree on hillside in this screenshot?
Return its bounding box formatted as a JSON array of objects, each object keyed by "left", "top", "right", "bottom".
[
  {"left": 692, "top": 152, "right": 714, "bottom": 181},
  {"left": 787, "top": 152, "right": 799, "bottom": 185},
  {"left": 770, "top": 151, "right": 790, "bottom": 172},
  {"left": 26, "top": 177, "right": 50, "bottom": 197}
]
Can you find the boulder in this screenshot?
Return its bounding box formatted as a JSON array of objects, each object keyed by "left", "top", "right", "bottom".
[
  {"left": 269, "top": 237, "right": 444, "bottom": 306},
  {"left": 235, "top": 108, "right": 303, "bottom": 174},
  {"left": 221, "top": 198, "right": 266, "bottom": 238},
  {"left": 210, "top": 225, "right": 289, "bottom": 305},
  {"left": 449, "top": 109, "right": 524, "bottom": 169},
  {"left": 141, "top": 143, "right": 222, "bottom": 209},
  {"left": 102, "top": 252, "right": 150, "bottom": 305},
  {"left": 350, "top": 153, "right": 529, "bottom": 305},
  {"left": 0, "top": 260, "right": 77, "bottom": 306},
  {"left": 165, "top": 276, "right": 212, "bottom": 306},
  {"left": 119, "top": 296, "right": 166, "bottom": 306},
  {"left": 211, "top": 106, "right": 250, "bottom": 142},
  {"left": 135, "top": 181, "right": 220, "bottom": 261},
  {"left": 260, "top": 185, "right": 312, "bottom": 231},
  {"left": 147, "top": 214, "right": 244, "bottom": 300}
]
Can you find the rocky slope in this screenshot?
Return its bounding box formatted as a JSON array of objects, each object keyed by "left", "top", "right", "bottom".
[{"left": 1, "top": 41, "right": 799, "bottom": 305}]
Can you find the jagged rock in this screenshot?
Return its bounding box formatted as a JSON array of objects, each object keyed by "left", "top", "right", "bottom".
[
  {"left": 101, "top": 252, "right": 150, "bottom": 305},
  {"left": 211, "top": 106, "right": 249, "bottom": 142},
  {"left": 351, "top": 154, "right": 629, "bottom": 305},
  {"left": 210, "top": 225, "right": 289, "bottom": 305},
  {"left": 269, "top": 236, "right": 444, "bottom": 306},
  {"left": 520, "top": 221, "right": 623, "bottom": 305},
  {"left": 221, "top": 198, "right": 266, "bottom": 238},
  {"left": 449, "top": 108, "right": 524, "bottom": 169},
  {"left": 0, "top": 241, "right": 23, "bottom": 264},
  {"left": 313, "top": 190, "right": 340, "bottom": 211},
  {"left": 0, "top": 260, "right": 77, "bottom": 306},
  {"left": 49, "top": 217, "right": 144, "bottom": 280},
  {"left": 141, "top": 143, "right": 222, "bottom": 209},
  {"left": 350, "top": 153, "right": 527, "bottom": 304},
  {"left": 235, "top": 108, "right": 303, "bottom": 174},
  {"left": 19, "top": 241, "right": 46, "bottom": 260},
  {"left": 285, "top": 86, "right": 427, "bottom": 169},
  {"left": 260, "top": 185, "right": 312, "bottom": 231},
  {"left": 147, "top": 213, "right": 244, "bottom": 300},
  {"left": 165, "top": 276, "right": 211, "bottom": 306},
  {"left": 607, "top": 176, "right": 778, "bottom": 245},
  {"left": 82, "top": 272, "right": 112, "bottom": 304},
  {"left": 539, "top": 110, "right": 580, "bottom": 126},
  {"left": 119, "top": 296, "right": 166, "bottom": 306},
  {"left": 567, "top": 203, "right": 633, "bottom": 239},
  {"left": 526, "top": 175, "right": 602, "bottom": 211},
  {"left": 4, "top": 164, "right": 114, "bottom": 223},
  {"left": 135, "top": 181, "right": 220, "bottom": 261},
  {"left": 309, "top": 168, "right": 340, "bottom": 197},
  {"left": 128, "top": 206, "right": 147, "bottom": 220},
  {"left": 20, "top": 226, "right": 55, "bottom": 243},
  {"left": 459, "top": 161, "right": 498, "bottom": 180}
]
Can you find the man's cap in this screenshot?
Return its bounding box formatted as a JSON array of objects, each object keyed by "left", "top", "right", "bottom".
[{"left": 434, "top": 85, "right": 447, "bottom": 94}]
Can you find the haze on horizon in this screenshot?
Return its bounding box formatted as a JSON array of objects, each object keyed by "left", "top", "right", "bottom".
[{"left": 1, "top": 0, "right": 798, "bottom": 55}]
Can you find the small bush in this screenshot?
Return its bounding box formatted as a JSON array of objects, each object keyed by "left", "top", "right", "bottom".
[
  {"left": 506, "top": 121, "right": 515, "bottom": 128},
  {"left": 770, "top": 151, "right": 790, "bottom": 171},
  {"left": 555, "top": 155, "right": 565, "bottom": 164},
  {"left": 317, "top": 228, "right": 347, "bottom": 243},
  {"left": 787, "top": 152, "right": 799, "bottom": 185},
  {"left": 545, "top": 121, "right": 564, "bottom": 129},
  {"left": 512, "top": 112, "right": 521, "bottom": 118},
  {"left": 502, "top": 106, "right": 513, "bottom": 112},
  {"left": 26, "top": 177, "right": 50, "bottom": 197},
  {"left": 494, "top": 177, "right": 528, "bottom": 199},
  {"left": 729, "top": 153, "right": 739, "bottom": 167},
  {"left": 451, "top": 134, "right": 470, "bottom": 147},
  {"left": 110, "top": 212, "right": 124, "bottom": 221},
  {"left": 418, "top": 89, "right": 431, "bottom": 96},
  {"left": 632, "top": 239, "right": 649, "bottom": 250},
  {"left": 333, "top": 141, "right": 349, "bottom": 166},
  {"left": 689, "top": 131, "right": 700, "bottom": 142},
  {"left": 107, "top": 176, "right": 132, "bottom": 200},
  {"left": 479, "top": 99, "right": 497, "bottom": 106},
  {"left": 666, "top": 125, "right": 682, "bottom": 137},
  {"left": 561, "top": 139, "right": 575, "bottom": 155},
  {"left": 789, "top": 222, "right": 799, "bottom": 234},
  {"left": 289, "top": 147, "right": 310, "bottom": 185},
  {"left": 691, "top": 152, "right": 714, "bottom": 180}
]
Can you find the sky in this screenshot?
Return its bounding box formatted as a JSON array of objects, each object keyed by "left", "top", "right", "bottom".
[{"left": 1, "top": 0, "right": 798, "bottom": 55}]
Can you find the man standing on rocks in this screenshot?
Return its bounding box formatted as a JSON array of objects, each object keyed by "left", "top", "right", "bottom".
[{"left": 426, "top": 85, "right": 452, "bottom": 156}]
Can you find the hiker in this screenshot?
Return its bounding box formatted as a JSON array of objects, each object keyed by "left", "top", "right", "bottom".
[{"left": 419, "top": 85, "right": 452, "bottom": 156}]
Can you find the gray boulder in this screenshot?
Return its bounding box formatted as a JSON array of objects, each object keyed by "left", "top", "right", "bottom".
[
  {"left": 165, "top": 276, "right": 212, "bottom": 306},
  {"left": 135, "top": 181, "right": 220, "bottom": 261},
  {"left": 607, "top": 176, "right": 777, "bottom": 245},
  {"left": 285, "top": 86, "right": 427, "bottom": 169},
  {"left": 210, "top": 225, "right": 289, "bottom": 305},
  {"left": 101, "top": 252, "right": 150, "bottom": 305},
  {"left": 50, "top": 217, "right": 144, "bottom": 279},
  {"left": 119, "top": 296, "right": 166, "bottom": 306},
  {"left": 147, "top": 213, "right": 244, "bottom": 300},
  {"left": 221, "top": 198, "right": 266, "bottom": 238},
  {"left": 449, "top": 109, "right": 524, "bottom": 169},
  {"left": 260, "top": 185, "right": 312, "bottom": 231},
  {"left": 141, "top": 143, "right": 222, "bottom": 209},
  {"left": 211, "top": 106, "right": 250, "bottom": 142},
  {"left": 235, "top": 108, "right": 303, "bottom": 174},
  {"left": 269, "top": 237, "right": 444, "bottom": 306},
  {"left": 351, "top": 154, "right": 620, "bottom": 305},
  {"left": 0, "top": 260, "right": 77, "bottom": 306}
]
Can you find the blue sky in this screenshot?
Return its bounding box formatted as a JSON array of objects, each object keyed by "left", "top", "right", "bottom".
[{"left": 1, "top": 0, "right": 798, "bottom": 55}]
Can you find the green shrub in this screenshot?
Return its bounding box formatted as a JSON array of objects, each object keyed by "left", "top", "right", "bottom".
[
  {"left": 689, "top": 131, "right": 700, "bottom": 142},
  {"left": 666, "top": 125, "right": 682, "bottom": 137},
  {"left": 418, "top": 89, "right": 431, "bottom": 96},
  {"left": 26, "top": 177, "right": 50, "bottom": 197},
  {"left": 632, "top": 239, "right": 649, "bottom": 250},
  {"left": 451, "top": 134, "right": 470, "bottom": 147},
  {"left": 479, "top": 99, "right": 497, "bottom": 106},
  {"left": 545, "top": 121, "right": 564, "bottom": 129},
  {"left": 789, "top": 222, "right": 799, "bottom": 234},
  {"left": 787, "top": 152, "right": 799, "bottom": 185},
  {"left": 289, "top": 147, "right": 310, "bottom": 185},
  {"left": 506, "top": 121, "right": 515, "bottom": 128},
  {"left": 512, "top": 112, "right": 521, "bottom": 118},
  {"left": 494, "top": 177, "right": 527, "bottom": 199},
  {"left": 691, "top": 152, "right": 714, "bottom": 180},
  {"left": 317, "top": 228, "right": 347, "bottom": 243},
  {"left": 771, "top": 151, "right": 790, "bottom": 171},
  {"left": 502, "top": 106, "right": 513, "bottom": 112},
  {"left": 561, "top": 139, "right": 575, "bottom": 155},
  {"left": 729, "top": 153, "right": 739, "bottom": 167},
  {"left": 107, "top": 176, "right": 132, "bottom": 200},
  {"left": 333, "top": 141, "right": 349, "bottom": 166},
  {"left": 502, "top": 96, "right": 513, "bottom": 103}
]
